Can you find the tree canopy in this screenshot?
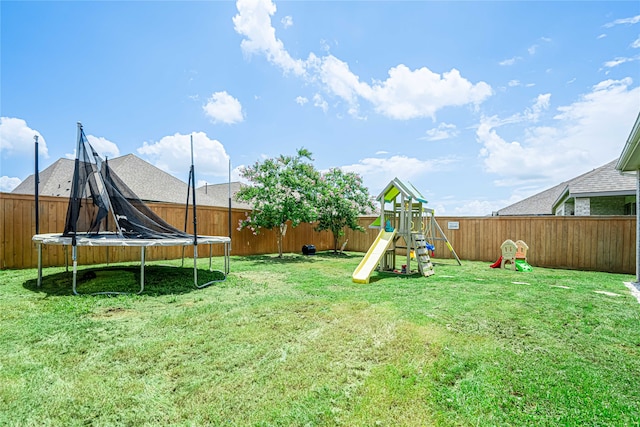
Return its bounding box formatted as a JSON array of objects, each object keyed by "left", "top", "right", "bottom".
[
  {"left": 315, "top": 168, "right": 376, "bottom": 253},
  {"left": 235, "top": 148, "right": 319, "bottom": 258},
  {"left": 236, "top": 149, "right": 374, "bottom": 257}
]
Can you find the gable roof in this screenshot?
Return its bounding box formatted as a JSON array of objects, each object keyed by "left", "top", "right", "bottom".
[
  {"left": 12, "top": 158, "right": 76, "bottom": 198},
  {"left": 196, "top": 182, "right": 251, "bottom": 209},
  {"left": 107, "top": 154, "right": 193, "bottom": 204},
  {"left": 496, "top": 182, "right": 568, "bottom": 216},
  {"left": 12, "top": 153, "right": 250, "bottom": 208},
  {"left": 559, "top": 159, "right": 636, "bottom": 198},
  {"left": 497, "top": 159, "right": 636, "bottom": 216}
]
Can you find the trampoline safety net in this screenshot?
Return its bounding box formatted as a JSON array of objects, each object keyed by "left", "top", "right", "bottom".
[{"left": 63, "top": 124, "right": 190, "bottom": 241}]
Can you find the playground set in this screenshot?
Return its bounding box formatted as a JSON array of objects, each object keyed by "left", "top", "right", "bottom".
[
  {"left": 352, "top": 178, "right": 460, "bottom": 284},
  {"left": 490, "top": 239, "right": 533, "bottom": 272}
]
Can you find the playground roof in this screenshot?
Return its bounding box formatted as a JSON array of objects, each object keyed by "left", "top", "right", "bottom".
[{"left": 377, "top": 178, "right": 428, "bottom": 204}]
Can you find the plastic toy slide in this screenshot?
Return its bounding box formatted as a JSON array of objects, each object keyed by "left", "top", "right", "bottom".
[
  {"left": 515, "top": 259, "right": 533, "bottom": 272},
  {"left": 352, "top": 229, "right": 397, "bottom": 284},
  {"left": 490, "top": 256, "right": 502, "bottom": 269}
]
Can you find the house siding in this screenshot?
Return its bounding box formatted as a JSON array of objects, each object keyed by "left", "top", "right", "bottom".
[{"left": 590, "top": 196, "right": 628, "bottom": 215}]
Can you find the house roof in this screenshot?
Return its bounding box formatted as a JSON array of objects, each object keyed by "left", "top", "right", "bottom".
[
  {"left": 12, "top": 158, "right": 76, "bottom": 198},
  {"left": 196, "top": 182, "right": 251, "bottom": 209},
  {"left": 12, "top": 153, "right": 251, "bottom": 209},
  {"left": 497, "top": 159, "right": 637, "bottom": 216},
  {"left": 496, "top": 182, "right": 568, "bottom": 216},
  {"left": 616, "top": 111, "right": 640, "bottom": 173}
]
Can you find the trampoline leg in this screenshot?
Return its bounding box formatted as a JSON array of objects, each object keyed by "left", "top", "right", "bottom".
[
  {"left": 139, "top": 246, "right": 145, "bottom": 294},
  {"left": 193, "top": 245, "right": 198, "bottom": 287},
  {"left": 223, "top": 241, "right": 230, "bottom": 275},
  {"left": 37, "top": 243, "right": 42, "bottom": 287},
  {"left": 72, "top": 246, "right": 78, "bottom": 295},
  {"left": 193, "top": 243, "right": 227, "bottom": 289}
]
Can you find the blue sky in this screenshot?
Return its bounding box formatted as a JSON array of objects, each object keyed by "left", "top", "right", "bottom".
[{"left": 2, "top": 0, "right": 639, "bottom": 216}]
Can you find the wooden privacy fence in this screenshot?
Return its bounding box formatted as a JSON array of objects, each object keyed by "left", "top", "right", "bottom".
[
  {"left": 0, "top": 193, "right": 334, "bottom": 269},
  {"left": 343, "top": 215, "right": 636, "bottom": 274},
  {"left": 1, "top": 192, "right": 637, "bottom": 274}
]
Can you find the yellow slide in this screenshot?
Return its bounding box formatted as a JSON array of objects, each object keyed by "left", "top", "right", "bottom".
[{"left": 352, "top": 229, "right": 397, "bottom": 284}]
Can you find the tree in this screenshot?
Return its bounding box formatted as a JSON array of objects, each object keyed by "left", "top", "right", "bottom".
[
  {"left": 315, "top": 168, "right": 376, "bottom": 253},
  {"left": 235, "top": 148, "right": 319, "bottom": 258}
]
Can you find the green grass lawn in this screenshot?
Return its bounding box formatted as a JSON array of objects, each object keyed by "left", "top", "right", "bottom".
[{"left": 1, "top": 253, "right": 639, "bottom": 426}]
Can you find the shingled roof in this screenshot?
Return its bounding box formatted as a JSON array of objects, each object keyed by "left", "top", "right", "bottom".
[
  {"left": 496, "top": 159, "right": 636, "bottom": 216},
  {"left": 12, "top": 153, "right": 250, "bottom": 209},
  {"left": 495, "top": 182, "right": 568, "bottom": 216}
]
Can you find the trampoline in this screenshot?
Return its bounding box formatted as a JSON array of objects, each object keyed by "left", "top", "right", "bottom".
[
  {"left": 34, "top": 122, "right": 232, "bottom": 295},
  {"left": 33, "top": 233, "right": 230, "bottom": 295}
]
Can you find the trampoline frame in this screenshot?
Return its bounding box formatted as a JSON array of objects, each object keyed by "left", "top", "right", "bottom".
[{"left": 33, "top": 233, "right": 231, "bottom": 295}]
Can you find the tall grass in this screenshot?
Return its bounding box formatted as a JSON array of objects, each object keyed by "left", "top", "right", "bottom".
[{"left": 1, "top": 253, "right": 639, "bottom": 426}]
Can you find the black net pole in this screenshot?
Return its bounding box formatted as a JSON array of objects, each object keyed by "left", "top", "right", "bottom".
[
  {"left": 228, "top": 159, "right": 232, "bottom": 243},
  {"left": 34, "top": 135, "right": 39, "bottom": 235},
  {"left": 191, "top": 165, "right": 197, "bottom": 244},
  {"left": 184, "top": 169, "right": 191, "bottom": 233},
  {"left": 190, "top": 135, "right": 197, "bottom": 246}
]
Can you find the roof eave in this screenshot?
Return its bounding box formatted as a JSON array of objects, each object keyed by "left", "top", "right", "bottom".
[
  {"left": 568, "top": 190, "right": 637, "bottom": 198},
  {"left": 616, "top": 111, "right": 640, "bottom": 173},
  {"left": 551, "top": 185, "right": 570, "bottom": 211}
]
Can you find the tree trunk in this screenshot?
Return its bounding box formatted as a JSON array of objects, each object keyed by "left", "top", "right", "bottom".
[{"left": 277, "top": 223, "right": 288, "bottom": 258}]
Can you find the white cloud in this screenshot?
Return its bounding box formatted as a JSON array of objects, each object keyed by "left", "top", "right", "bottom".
[
  {"left": 0, "top": 176, "right": 21, "bottom": 192},
  {"left": 295, "top": 96, "right": 308, "bottom": 105},
  {"left": 203, "top": 91, "right": 244, "bottom": 124},
  {"left": 313, "top": 54, "right": 362, "bottom": 106},
  {"left": 138, "top": 131, "right": 230, "bottom": 179},
  {"left": 632, "top": 37, "right": 640, "bottom": 48},
  {"left": 604, "top": 14, "right": 640, "bottom": 28},
  {"left": 508, "top": 80, "right": 521, "bottom": 87},
  {"left": 528, "top": 44, "right": 538, "bottom": 55},
  {"left": 422, "top": 122, "right": 458, "bottom": 141},
  {"left": 450, "top": 199, "right": 503, "bottom": 217},
  {"left": 233, "top": 0, "right": 306, "bottom": 76},
  {"left": 87, "top": 135, "right": 120, "bottom": 158},
  {"left": 340, "top": 155, "right": 457, "bottom": 194},
  {"left": 360, "top": 65, "right": 492, "bottom": 120},
  {"left": 478, "top": 78, "right": 640, "bottom": 189},
  {"left": 233, "top": 0, "right": 492, "bottom": 120},
  {"left": 312, "top": 93, "right": 328, "bottom": 112},
  {"left": 64, "top": 134, "right": 120, "bottom": 160},
  {"left": 281, "top": 15, "right": 293, "bottom": 29},
  {"left": 499, "top": 57, "right": 521, "bottom": 66},
  {"left": 603, "top": 55, "right": 640, "bottom": 69},
  {"left": 597, "top": 33, "right": 607, "bottom": 39},
  {"left": 0, "top": 117, "right": 48, "bottom": 158}
]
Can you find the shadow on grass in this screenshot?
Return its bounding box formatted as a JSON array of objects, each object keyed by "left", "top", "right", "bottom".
[
  {"left": 23, "top": 265, "right": 227, "bottom": 297},
  {"left": 236, "top": 251, "right": 357, "bottom": 266},
  {"left": 369, "top": 270, "right": 426, "bottom": 284}
]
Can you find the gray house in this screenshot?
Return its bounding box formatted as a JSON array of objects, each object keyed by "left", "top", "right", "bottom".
[
  {"left": 552, "top": 160, "right": 636, "bottom": 216},
  {"left": 496, "top": 159, "right": 637, "bottom": 216},
  {"left": 616, "top": 111, "right": 640, "bottom": 284},
  {"left": 12, "top": 153, "right": 250, "bottom": 209}
]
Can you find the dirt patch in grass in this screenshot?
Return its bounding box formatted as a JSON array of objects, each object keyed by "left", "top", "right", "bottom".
[{"left": 91, "top": 307, "right": 137, "bottom": 320}]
